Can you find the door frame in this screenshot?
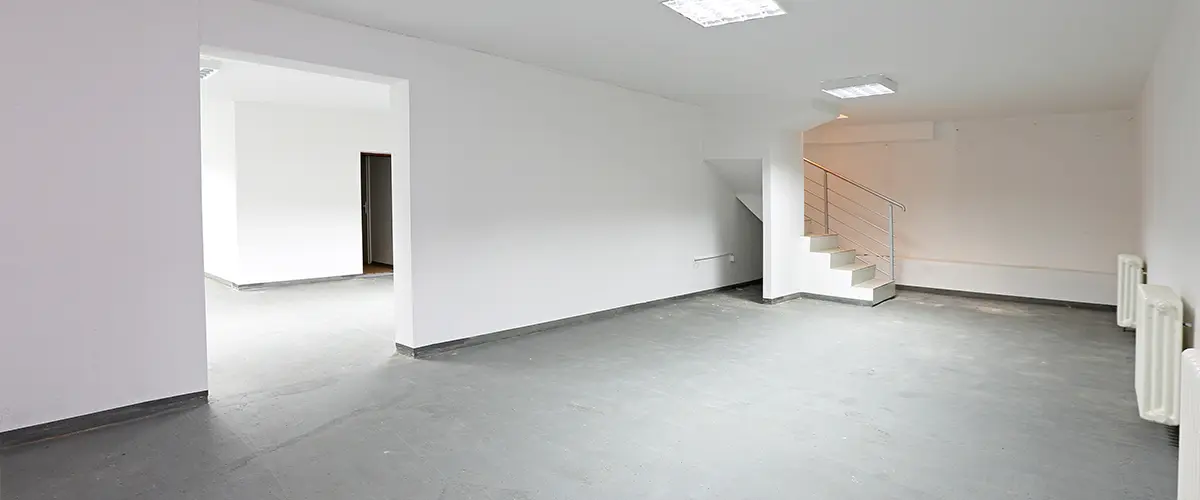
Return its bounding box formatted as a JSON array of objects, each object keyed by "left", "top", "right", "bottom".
[{"left": 360, "top": 152, "right": 392, "bottom": 267}]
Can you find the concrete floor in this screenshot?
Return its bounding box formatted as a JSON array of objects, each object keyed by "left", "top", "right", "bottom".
[{"left": 1, "top": 279, "right": 1178, "bottom": 499}]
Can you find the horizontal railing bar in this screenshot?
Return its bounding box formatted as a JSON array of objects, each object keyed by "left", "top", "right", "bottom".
[
  {"left": 803, "top": 216, "right": 829, "bottom": 233},
  {"left": 826, "top": 201, "right": 889, "bottom": 234},
  {"left": 805, "top": 216, "right": 891, "bottom": 277},
  {"left": 827, "top": 212, "right": 891, "bottom": 250},
  {"left": 826, "top": 188, "right": 889, "bottom": 221},
  {"left": 804, "top": 158, "right": 906, "bottom": 211},
  {"left": 829, "top": 232, "right": 893, "bottom": 277}
]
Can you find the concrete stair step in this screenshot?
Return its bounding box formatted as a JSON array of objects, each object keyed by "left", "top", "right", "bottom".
[
  {"left": 854, "top": 277, "right": 893, "bottom": 289},
  {"left": 832, "top": 262, "right": 874, "bottom": 272},
  {"left": 812, "top": 247, "right": 856, "bottom": 266},
  {"left": 833, "top": 261, "right": 876, "bottom": 285}
]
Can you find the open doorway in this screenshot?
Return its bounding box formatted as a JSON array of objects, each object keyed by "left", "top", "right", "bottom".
[
  {"left": 198, "top": 49, "right": 412, "bottom": 399},
  {"left": 361, "top": 152, "right": 393, "bottom": 275}
]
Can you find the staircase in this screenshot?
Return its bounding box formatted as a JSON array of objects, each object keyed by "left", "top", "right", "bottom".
[{"left": 799, "top": 158, "right": 905, "bottom": 306}]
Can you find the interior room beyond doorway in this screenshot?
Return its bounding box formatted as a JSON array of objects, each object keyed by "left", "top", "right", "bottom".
[
  {"left": 361, "top": 152, "right": 394, "bottom": 276},
  {"left": 199, "top": 54, "right": 398, "bottom": 288}
]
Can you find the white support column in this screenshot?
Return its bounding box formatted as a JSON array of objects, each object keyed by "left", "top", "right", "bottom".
[
  {"left": 389, "top": 82, "right": 417, "bottom": 349},
  {"left": 762, "top": 131, "right": 807, "bottom": 301}
]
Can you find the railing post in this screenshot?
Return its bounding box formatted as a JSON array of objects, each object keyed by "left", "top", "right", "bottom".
[
  {"left": 888, "top": 204, "right": 895, "bottom": 278},
  {"left": 822, "top": 171, "right": 830, "bottom": 232}
]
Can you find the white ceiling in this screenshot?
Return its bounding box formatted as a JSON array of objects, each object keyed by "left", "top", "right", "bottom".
[
  {"left": 200, "top": 56, "right": 392, "bottom": 111},
  {"left": 254, "top": 0, "right": 1173, "bottom": 122}
]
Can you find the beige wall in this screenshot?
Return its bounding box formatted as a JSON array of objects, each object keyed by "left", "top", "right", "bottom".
[{"left": 806, "top": 110, "right": 1139, "bottom": 304}]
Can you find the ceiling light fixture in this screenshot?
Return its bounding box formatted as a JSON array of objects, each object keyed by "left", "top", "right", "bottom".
[
  {"left": 662, "top": 0, "right": 787, "bottom": 28},
  {"left": 836, "top": 114, "right": 849, "bottom": 120},
  {"left": 821, "top": 74, "right": 898, "bottom": 99}
]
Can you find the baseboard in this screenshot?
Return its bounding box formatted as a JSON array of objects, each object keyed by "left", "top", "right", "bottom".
[
  {"left": 896, "top": 285, "right": 1116, "bottom": 311},
  {"left": 0, "top": 391, "right": 209, "bottom": 449},
  {"left": 763, "top": 291, "right": 892, "bottom": 307},
  {"left": 761, "top": 291, "right": 804, "bottom": 305},
  {"left": 802, "top": 292, "right": 883, "bottom": 307},
  {"left": 396, "top": 278, "right": 763, "bottom": 358},
  {"left": 205, "top": 272, "right": 392, "bottom": 291}
]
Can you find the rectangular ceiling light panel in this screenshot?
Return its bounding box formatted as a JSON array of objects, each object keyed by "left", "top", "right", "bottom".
[
  {"left": 662, "top": 0, "right": 787, "bottom": 28},
  {"left": 821, "top": 75, "right": 898, "bottom": 99}
]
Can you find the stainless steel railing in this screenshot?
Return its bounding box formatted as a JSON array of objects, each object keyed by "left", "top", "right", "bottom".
[{"left": 803, "top": 158, "right": 906, "bottom": 278}]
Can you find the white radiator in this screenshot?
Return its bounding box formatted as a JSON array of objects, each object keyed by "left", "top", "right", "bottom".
[
  {"left": 1135, "top": 284, "right": 1183, "bottom": 425},
  {"left": 1117, "top": 254, "right": 1145, "bottom": 328},
  {"left": 1182, "top": 349, "right": 1199, "bottom": 500}
]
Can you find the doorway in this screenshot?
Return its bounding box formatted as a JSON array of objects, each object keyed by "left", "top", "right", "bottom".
[{"left": 361, "top": 153, "right": 393, "bottom": 275}]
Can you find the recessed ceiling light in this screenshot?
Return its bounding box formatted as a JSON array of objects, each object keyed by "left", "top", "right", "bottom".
[
  {"left": 836, "top": 114, "right": 849, "bottom": 120},
  {"left": 821, "top": 75, "right": 898, "bottom": 99},
  {"left": 662, "top": 0, "right": 787, "bottom": 28}
]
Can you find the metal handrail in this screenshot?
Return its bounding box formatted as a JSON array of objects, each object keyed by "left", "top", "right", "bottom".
[
  {"left": 809, "top": 203, "right": 887, "bottom": 250},
  {"left": 803, "top": 159, "right": 903, "bottom": 277},
  {"left": 806, "top": 177, "right": 892, "bottom": 220},
  {"left": 826, "top": 211, "right": 891, "bottom": 250},
  {"left": 804, "top": 158, "right": 906, "bottom": 212},
  {"left": 808, "top": 197, "right": 889, "bottom": 236},
  {"left": 805, "top": 216, "right": 828, "bottom": 232},
  {"left": 827, "top": 200, "right": 889, "bottom": 235}
]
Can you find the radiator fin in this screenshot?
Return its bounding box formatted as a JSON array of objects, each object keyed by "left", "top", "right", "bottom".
[
  {"left": 1117, "top": 254, "right": 1145, "bottom": 328},
  {"left": 1135, "top": 284, "right": 1183, "bottom": 425}
]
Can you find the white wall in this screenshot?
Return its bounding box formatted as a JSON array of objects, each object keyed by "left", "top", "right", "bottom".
[
  {"left": 234, "top": 101, "right": 394, "bottom": 284},
  {"left": 200, "top": 92, "right": 239, "bottom": 281},
  {"left": 201, "top": 0, "right": 762, "bottom": 347},
  {"left": 1139, "top": 0, "right": 1200, "bottom": 331},
  {"left": 806, "top": 111, "right": 1139, "bottom": 305},
  {"left": 763, "top": 134, "right": 807, "bottom": 300},
  {"left": 0, "top": 0, "right": 207, "bottom": 432}
]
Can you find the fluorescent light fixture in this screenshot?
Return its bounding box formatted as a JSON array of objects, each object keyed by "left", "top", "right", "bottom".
[
  {"left": 199, "top": 59, "right": 222, "bottom": 80},
  {"left": 662, "top": 0, "right": 786, "bottom": 28},
  {"left": 821, "top": 74, "right": 898, "bottom": 99}
]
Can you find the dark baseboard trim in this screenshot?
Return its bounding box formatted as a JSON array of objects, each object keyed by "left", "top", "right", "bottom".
[
  {"left": 762, "top": 291, "right": 804, "bottom": 305},
  {"left": 396, "top": 278, "right": 764, "bottom": 359},
  {"left": 206, "top": 272, "right": 392, "bottom": 291},
  {"left": 896, "top": 285, "right": 1116, "bottom": 311},
  {"left": 763, "top": 291, "right": 891, "bottom": 307},
  {"left": 0, "top": 391, "right": 209, "bottom": 449},
  {"left": 799, "top": 292, "right": 879, "bottom": 307}
]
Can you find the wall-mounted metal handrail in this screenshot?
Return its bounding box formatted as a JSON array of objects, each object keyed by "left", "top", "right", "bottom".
[{"left": 804, "top": 158, "right": 906, "bottom": 212}]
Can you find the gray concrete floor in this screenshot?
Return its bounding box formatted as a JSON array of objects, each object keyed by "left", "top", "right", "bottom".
[{"left": 1, "top": 279, "right": 1178, "bottom": 499}]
